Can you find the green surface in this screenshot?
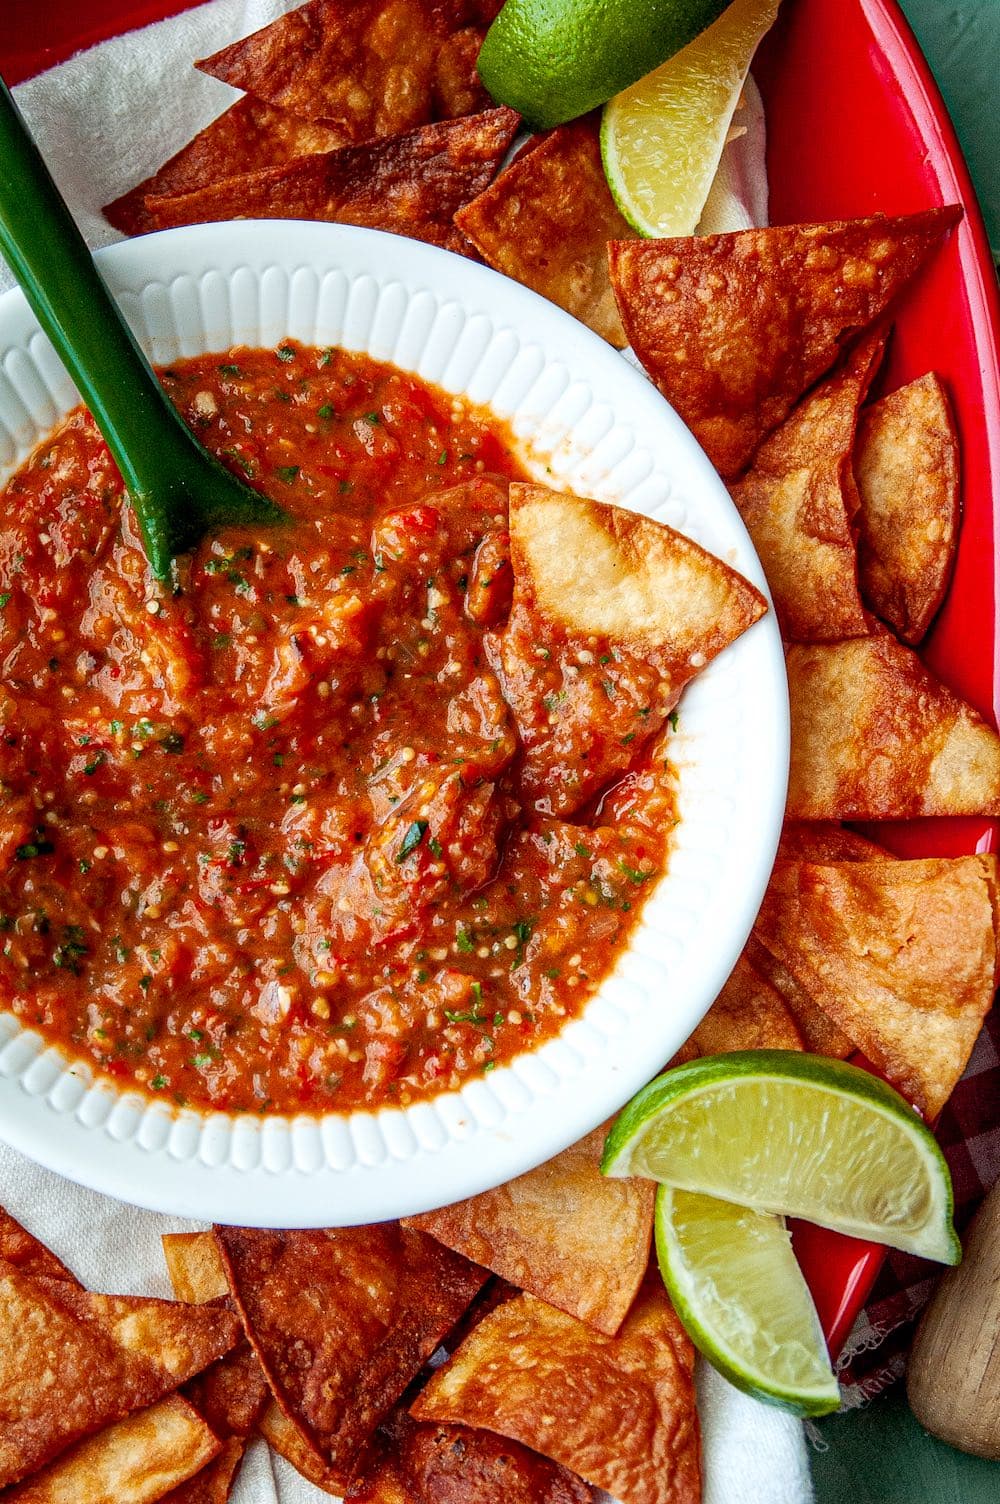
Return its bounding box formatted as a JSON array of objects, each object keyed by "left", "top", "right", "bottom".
[{"left": 899, "top": 0, "right": 1000, "bottom": 256}]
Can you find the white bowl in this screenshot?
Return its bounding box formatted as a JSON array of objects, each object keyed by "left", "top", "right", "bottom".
[{"left": 0, "top": 222, "right": 787, "bottom": 1223}]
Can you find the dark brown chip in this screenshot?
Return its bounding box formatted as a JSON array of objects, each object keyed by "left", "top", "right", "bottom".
[
  {"left": 609, "top": 207, "right": 962, "bottom": 478},
  {"left": 141, "top": 109, "right": 521, "bottom": 254},
  {"left": 214, "top": 1224, "right": 489, "bottom": 1489},
  {"left": 455, "top": 118, "right": 637, "bottom": 345}
]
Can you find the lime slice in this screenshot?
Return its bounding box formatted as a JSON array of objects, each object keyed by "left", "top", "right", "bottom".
[
  {"left": 602, "top": 1051, "right": 960, "bottom": 1264},
  {"left": 601, "top": 0, "right": 782, "bottom": 236},
  {"left": 477, "top": 0, "right": 731, "bottom": 132},
  {"left": 655, "top": 1186, "right": 841, "bottom": 1415}
]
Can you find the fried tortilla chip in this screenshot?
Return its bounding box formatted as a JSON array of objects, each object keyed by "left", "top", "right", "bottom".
[
  {"left": 609, "top": 207, "right": 962, "bottom": 478},
  {"left": 346, "top": 1405, "right": 593, "bottom": 1504},
  {"left": 36, "top": 1281, "right": 240, "bottom": 1382},
  {"left": 743, "top": 936, "right": 855, "bottom": 1059},
  {"left": 104, "top": 98, "right": 348, "bottom": 236},
  {"left": 855, "top": 372, "right": 960, "bottom": 643},
  {"left": 454, "top": 118, "right": 636, "bottom": 345},
  {"left": 142, "top": 109, "right": 520, "bottom": 252},
  {"left": 786, "top": 636, "right": 1000, "bottom": 819},
  {"left": 684, "top": 952, "right": 804, "bottom": 1057},
  {"left": 260, "top": 1402, "right": 344, "bottom": 1495},
  {"left": 196, "top": 0, "right": 493, "bottom": 135},
  {"left": 157, "top": 1439, "right": 246, "bottom": 1504},
  {"left": 754, "top": 855, "right": 999, "bottom": 1117},
  {"left": 487, "top": 482, "right": 767, "bottom": 815},
  {"left": 0, "top": 1209, "right": 76, "bottom": 1283},
  {"left": 730, "top": 333, "right": 885, "bottom": 640},
  {"left": 214, "top": 1224, "right": 489, "bottom": 1489},
  {"left": 404, "top": 1126, "right": 654, "bottom": 1335},
  {"left": 2, "top": 1397, "right": 220, "bottom": 1504},
  {"left": 162, "top": 1233, "right": 229, "bottom": 1306},
  {"left": 777, "top": 822, "right": 888, "bottom": 862},
  {"left": 412, "top": 1273, "right": 700, "bottom": 1504}
]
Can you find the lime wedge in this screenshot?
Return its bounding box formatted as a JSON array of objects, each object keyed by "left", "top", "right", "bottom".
[
  {"left": 655, "top": 1186, "right": 841, "bottom": 1415},
  {"left": 602, "top": 1052, "right": 960, "bottom": 1264},
  {"left": 600, "top": 0, "right": 782, "bottom": 236},
  {"left": 477, "top": 0, "right": 731, "bottom": 132}
]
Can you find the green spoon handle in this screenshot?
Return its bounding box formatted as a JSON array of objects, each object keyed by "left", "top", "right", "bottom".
[{"left": 0, "top": 77, "right": 283, "bottom": 578}]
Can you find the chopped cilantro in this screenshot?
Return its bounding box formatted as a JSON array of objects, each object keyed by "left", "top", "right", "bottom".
[
  {"left": 456, "top": 928, "right": 474, "bottom": 953},
  {"left": 276, "top": 345, "right": 296, "bottom": 362},
  {"left": 397, "top": 819, "right": 428, "bottom": 861},
  {"left": 317, "top": 404, "right": 335, "bottom": 419},
  {"left": 0, "top": 593, "right": 10, "bottom": 609},
  {"left": 150, "top": 1075, "right": 168, "bottom": 1090},
  {"left": 276, "top": 465, "right": 300, "bottom": 484},
  {"left": 668, "top": 709, "right": 680, "bottom": 731}
]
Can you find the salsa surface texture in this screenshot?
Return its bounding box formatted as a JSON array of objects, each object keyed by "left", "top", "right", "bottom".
[{"left": 0, "top": 343, "right": 675, "bottom": 1113}]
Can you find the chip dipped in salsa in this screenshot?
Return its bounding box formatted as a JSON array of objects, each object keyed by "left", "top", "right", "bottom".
[{"left": 0, "top": 341, "right": 764, "bottom": 1114}]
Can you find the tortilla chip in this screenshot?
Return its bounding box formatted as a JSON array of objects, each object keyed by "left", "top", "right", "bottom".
[
  {"left": 162, "top": 1233, "right": 229, "bottom": 1306},
  {"left": 0, "top": 1209, "right": 76, "bottom": 1283},
  {"left": 730, "top": 332, "right": 884, "bottom": 640},
  {"left": 855, "top": 372, "right": 960, "bottom": 643},
  {"left": 346, "top": 1406, "right": 593, "bottom": 1504},
  {"left": 2, "top": 1397, "right": 220, "bottom": 1504},
  {"left": 684, "top": 952, "right": 804, "bottom": 1057},
  {"left": 412, "top": 1273, "right": 700, "bottom": 1504},
  {"left": 742, "top": 936, "right": 855, "bottom": 1059},
  {"left": 260, "top": 1402, "right": 344, "bottom": 1495},
  {"left": 487, "top": 482, "right": 767, "bottom": 814},
  {"left": 777, "top": 823, "right": 888, "bottom": 862},
  {"left": 37, "top": 1281, "right": 240, "bottom": 1382},
  {"left": 104, "top": 98, "right": 348, "bottom": 236},
  {"left": 786, "top": 637, "right": 1000, "bottom": 819},
  {"left": 608, "top": 207, "right": 962, "bottom": 478},
  {"left": 754, "top": 856, "right": 999, "bottom": 1117},
  {"left": 196, "top": 0, "right": 492, "bottom": 135},
  {"left": 142, "top": 109, "right": 520, "bottom": 253},
  {"left": 214, "top": 1224, "right": 489, "bottom": 1489},
  {"left": 404, "top": 1125, "right": 654, "bottom": 1335},
  {"left": 454, "top": 118, "right": 636, "bottom": 345},
  {"left": 157, "top": 1439, "right": 246, "bottom": 1504}
]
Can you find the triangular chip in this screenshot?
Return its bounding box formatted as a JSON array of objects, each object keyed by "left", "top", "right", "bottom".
[
  {"left": 104, "top": 99, "right": 349, "bottom": 237},
  {"left": 683, "top": 951, "right": 804, "bottom": 1058},
  {"left": 487, "top": 482, "right": 767, "bottom": 814},
  {"left": 260, "top": 1401, "right": 346, "bottom": 1494},
  {"left": 404, "top": 1125, "right": 654, "bottom": 1335},
  {"left": 214, "top": 1224, "right": 489, "bottom": 1489},
  {"left": 0, "top": 1209, "right": 76, "bottom": 1284},
  {"left": 346, "top": 1405, "right": 593, "bottom": 1504},
  {"left": 777, "top": 822, "right": 888, "bottom": 863},
  {"left": 195, "top": 0, "right": 496, "bottom": 134},
  {"left": 39, "top": 1282, "right": 241, "bottom": 1384},
  {"left": 454, "top": 118, "right": 636, "bottom": 346},
  {"left": 412, "top": 1273, "right": 700, "bottom": 1504},
  {"left": 609, "top": 207, "right": 962, "bottom": 478},
  {"left": 730, "top": 332, "right": 884, "bottom": 640},
  {"left": 161, "top": 1233, "right": 229, "bottom": 1306},
  {"left": 2, "top": 1397, "right": 220, "bottom": 1504},
  {"left": 743, "top": 936, "right": 854, "bottom": 1059},
  {"left": 142, "top": 109, "right": 520, "bottom": 251},
  {"left": 786, "top": 637, "right": 1000, "bottom": 819},
  {"left": 754, "top": 855, "right": 999, "bottom": 1117},
  {"left": 855, "top": 372, "right": 960, "bottom": 643},
  {"left": 157, "top": 1438, "right": 245, "bottom": 1504}
]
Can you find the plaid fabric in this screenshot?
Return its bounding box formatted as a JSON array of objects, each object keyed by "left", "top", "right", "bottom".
[{"left": 836, "top": 1006, "right": 1000, "bottom": 1405}]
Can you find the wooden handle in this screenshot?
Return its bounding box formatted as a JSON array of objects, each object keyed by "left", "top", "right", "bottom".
[{"left": 907, "top": 1180, "right": 1000, "bottom": 1458}]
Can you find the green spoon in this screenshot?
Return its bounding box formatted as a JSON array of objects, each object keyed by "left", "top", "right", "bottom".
[{"left": 0, "top": 78, "right": 286, "bottom": 579}]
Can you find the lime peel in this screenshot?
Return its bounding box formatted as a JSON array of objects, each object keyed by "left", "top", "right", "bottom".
[
  {"left": 655, "top": 1185, "right": 841, "bottom": 1416},
  {"left": 602, "top": 1051, "right": 961, "bottom": 1265}
]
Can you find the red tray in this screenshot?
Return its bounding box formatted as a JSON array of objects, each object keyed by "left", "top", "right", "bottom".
[{"left": 3, "top": 0, "right": 999, "bottom": 1363}]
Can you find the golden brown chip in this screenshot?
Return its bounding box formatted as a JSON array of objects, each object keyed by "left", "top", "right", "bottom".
[
  {"left": 104, "top": 99, "right": 349, "bottom": 236},
  {"left": 855, "top": 372, "right": 960, "bottom": 643},
  {"left": 214, "top": 1224, "right": 489, "bottom": 1489},
  {"left": 684, "top": 952, "right": 804, "bottom": 1057},
  {"left": 142, "top": 109, "right": 520, "bottom": 252},
  {"left": 608, "top": 207, "right": 962, "bottom": 478},
  {"left": 38, "top": 1281, "right": 241, "bottom": 1382},
  {"left": 777, "top": 823, "right": 888, "bottom": 862},
  {"left": 196, "top": 0, "right": 492, "bottom": 135},
  {"left": 346, "top": 1405, "right": 593, "bottom": 1504},
  {"left": 454, "top": 118, "right": 636, "bottom": 345},
  {"left": 743, "top": 937, "right": 855, "bottom": 1059},
  {"left": 404, "top": 1126, "right": 654, "bottom": 1335},
  {"left": 2, "top": 1397, "right": 220, "bottom": 1504},
  {"left": 786, "top": 636, "right": 1000, "bottom": 819},
  {"left": 754, "top": 856, "right": 999, "bottom": 1117},
  {"left": 157, "top": 1438, "right": 246, "bottom": 1504},
  {"left": 162, "top": 1233, "right": 229, "bottom": 1306},
  {"left": 0, "top": 1209, "right": 76, "bottom": 1283},
  {"left": 487, "top": 482, "right": 767, "bottom": 814},
  {"left": 260, "top": 1402, "right": 344, "bottom": 1495},
  {"left": 412, "top": 1273, "right": 699, "bottom": 1504},
  {"left": 730, "top": 333, "right": 885, "bottom": 640}
]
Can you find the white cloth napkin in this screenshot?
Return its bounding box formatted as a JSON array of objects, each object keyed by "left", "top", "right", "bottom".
[{"left": 3, "top": 5, "right": 811, "bottom": 1500}]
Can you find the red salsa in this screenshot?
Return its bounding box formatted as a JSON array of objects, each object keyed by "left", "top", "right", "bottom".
[{"left": 0, "top": 343, "right": 676, "bottom": 1113}]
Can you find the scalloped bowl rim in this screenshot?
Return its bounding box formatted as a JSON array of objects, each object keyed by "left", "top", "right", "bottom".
[{"left": 0, "top": 221, "right": 788, "bottom": 1224}]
